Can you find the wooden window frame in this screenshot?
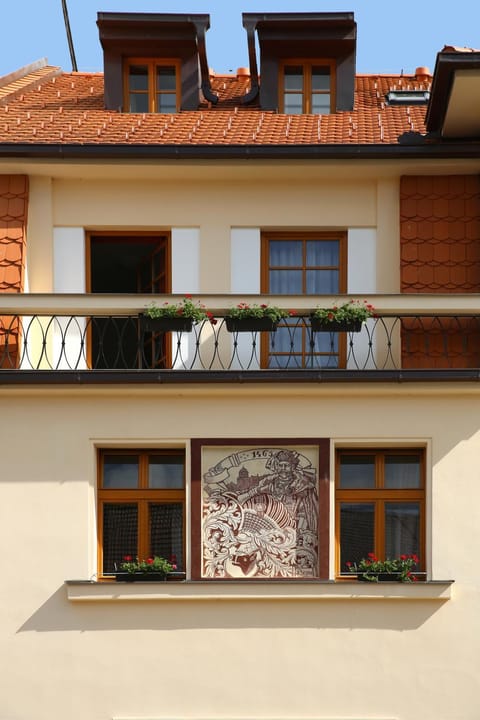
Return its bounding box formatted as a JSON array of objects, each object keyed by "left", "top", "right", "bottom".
[
  {"left": 279, "top": 59, "right": 336, "bottom": 114},
  {"left": 261, "top": 231, "right": 347, "bottom": 368},
  {"left": 86, "top": 231, "right": 171, "bottom": 370},
  {"left": 97, "top": 448, "right": 185, "bottom": 579},
  {"left": 123, "top": 58, "right": 181, "bottom": 113},
  {"left": 335, "top": 448, "right": 425, "bottom": 579}
]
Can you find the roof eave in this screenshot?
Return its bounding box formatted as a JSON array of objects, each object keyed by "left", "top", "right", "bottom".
[
  {"left": 426, "top": 50, "right": 480, "bottom": 136},
  {"left": 0, "top": 142, "right": 479, "bottom": 161}
]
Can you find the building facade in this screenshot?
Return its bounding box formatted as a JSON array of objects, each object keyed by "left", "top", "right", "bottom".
[{"left": 0, "top": 11, "right": 479, "bottom": 720}]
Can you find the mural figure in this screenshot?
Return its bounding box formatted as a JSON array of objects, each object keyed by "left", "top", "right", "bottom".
[{"left": 202, "top": 447, "right": 319, "bottom": 578}]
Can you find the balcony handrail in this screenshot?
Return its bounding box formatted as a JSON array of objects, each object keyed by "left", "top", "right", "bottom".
[
  {"left": 1, "top": 293, "right": 480, "bottom": 315},
  {"left": 2, "top": 310, "right": 480, "bottom": 373}
]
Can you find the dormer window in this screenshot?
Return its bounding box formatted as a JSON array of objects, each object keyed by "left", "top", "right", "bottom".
[
  {"left": 98, "top": 13, "right": 217, "bottom": 112},
  {"left": 125, "top": 59, "right": 179, "bottom": 113},
  {"left": 281, "top": 61, "right": 333, "bottom": 114},
  {"left": 242, "top": 12, "right": 356, "bottom": 112}
]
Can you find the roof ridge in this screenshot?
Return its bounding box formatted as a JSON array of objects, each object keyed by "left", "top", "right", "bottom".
[
  {"left": 0, "top": 59, "right": 51, "bottom": 88},
  {"left": 0, "top": 65, "right": 62, "bottom": 105}
]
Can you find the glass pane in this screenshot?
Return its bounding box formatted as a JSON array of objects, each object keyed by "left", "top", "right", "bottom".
[
  {"left": 149, "top": 455, "right": 184, "bottom": 489},
  {"left": 156, "top": 66, "right": 176, "bottom": 90},
  {"left": 313, "top": 331, "right": 339, "bottom": 353},
  {"left": 312, "top": 67, "right": 330, "bottom": 91},
  {"left": 156, "top": 94, "right": 177, "bottom": 113},
  {"left": 385, "top": 455, "right": 421, "bottom": 488},
  {"left": 103, "top": 455, "right": 139, "bottom": 488},
  {"left": 339, "top": 455, "right": 376, "bottom": 488},
  {"left": 340, "top": 503, "right": 374, "bottom": 572},
  {"left": 270, "top": 269, "right": 303, "bottom": 294},
  {"left": 270, "top": 240, "right": 303, "bottom": 267},
  {"left": 103, "top": 504, "right": 138, "bottom": 574},
  {"left": 150, "top": 503, "right": 184, "bottom": 570},
  {"left": 129, "top": 65, "right": 148, "bottom": 91},
  {"left": 284, "top": 66, "right": 303, "bottom": 90},
  {"left": 129, "top": 94, "right": 149, "bottom": 113},
  {"left": 385, "top": 503, "right": 420, "bottom": 559},
  {"left": 273, "top": 324, "right": 302, "bottom": 352},
  {"left": 318, "top": 354, "right": 339, "bottom": 369},
  {"left": 306, "top": 269, "right": 339, "bottom": 294},
  {"left": 306, "top": 240, "right": 339, "bottom": 266},
  {"left": 284, "top": 95, "right": 303, "bottom": 114},
  {"left": 269, "top": 355, "right": 293, "bottom": 369},
  {"left": 312, "top": 94, "right": 331, "bottom": 114}
]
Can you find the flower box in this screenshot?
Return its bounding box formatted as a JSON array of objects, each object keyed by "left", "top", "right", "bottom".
[
  {"left": 115, "top": 572, "right": 167, "bottom": 582},
  {"left": 139, "top": 314, "right": 193, "bottom": 333},
  {"left": 310, "top": 317, "right": 363, "bottom": 333},
  {"left": 225, "top": 317, "right": 279, "bottom": 333},
  {"left": 310, "top": 300, "right": 375, "bottom": 333},
  {"left": 115, "top": 554, "right": 177, "bottom": 580},
  {"left": 115, "top": 570, "right": 186, "bottom": 582},
  {"left": 356, "top": 572, "right": 403, "bottom": 582},
  {"left": 346, "top": 552, "right": 420, "bottom": 583},
  {"left": 166, "top": 571, "right": 187, "bottom": 582}
]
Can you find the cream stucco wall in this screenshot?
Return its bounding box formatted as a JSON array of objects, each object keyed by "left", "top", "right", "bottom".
[
  {"left": 28, "top": 174, "right": 382, "bottom": 294},
  {"left": 0, "top": 384, "right": 476, "bottom": 720},
  {"left": 4, "top": 159, "right": 480, "bottom": 720}
]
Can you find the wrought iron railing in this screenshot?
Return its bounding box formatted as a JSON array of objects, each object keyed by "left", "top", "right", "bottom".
[{"left": 1, "top": 312, "right": 480, "bottom": 372}]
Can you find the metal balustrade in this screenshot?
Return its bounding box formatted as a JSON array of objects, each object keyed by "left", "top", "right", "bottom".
[{"left": 1, "top": 313, "right": 480, "bottom": 373}]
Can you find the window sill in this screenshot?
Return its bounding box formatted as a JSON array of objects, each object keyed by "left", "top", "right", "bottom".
[{"left": 65, "top": 579, "right": 453, "bottom": 603}]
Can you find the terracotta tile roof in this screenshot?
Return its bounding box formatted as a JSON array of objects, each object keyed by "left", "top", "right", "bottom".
[{"left": 0, "top": 69, "right": 431, "bottom": 146}]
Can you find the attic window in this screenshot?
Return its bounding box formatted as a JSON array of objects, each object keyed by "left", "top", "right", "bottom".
[
  {"left": 98, "top": 13, "right": 216, "bottom": 112},
  {"left": 281, "top": 61, "right": 334, "bottom": 114},
  {"left": 125, "top": 59, "right": 179, "bottom": 113},
  {"left": 386, "top": 90, "right": 430, "bottom": 106}
]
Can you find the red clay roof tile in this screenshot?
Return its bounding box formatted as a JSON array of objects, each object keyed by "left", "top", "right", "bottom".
[{"left": 0, "top": 69, "right": 432, "bottom": 146}]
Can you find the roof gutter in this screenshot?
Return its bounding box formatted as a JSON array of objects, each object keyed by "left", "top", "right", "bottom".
[{"left": 0, "top": 142, "right": 478, "bottom": 161}]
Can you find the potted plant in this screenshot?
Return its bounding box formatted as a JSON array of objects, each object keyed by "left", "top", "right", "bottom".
[
  {"left": 115, "top": 554, "right": 175, "bottom": 582},
  {"left": 140, "top": 295, "right": 213, "bottom": 332},
  {"left": 346, "top": 553, "right": 420, "bottom": 582},
  {"left": 225, "top": 303, "right": 291, "bottom": 332},
  {"left": 310, "top": 299, "right": 375, "bottom": 332}
]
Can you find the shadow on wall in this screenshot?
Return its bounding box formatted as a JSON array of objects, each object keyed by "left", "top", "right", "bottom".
[{"left": 16, "top": 585, "right": 448, "bottom": 634}]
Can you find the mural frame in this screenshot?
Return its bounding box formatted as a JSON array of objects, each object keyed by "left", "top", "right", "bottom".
[{"left": 191, "top": 438, "right": 330, "bottom": 580}]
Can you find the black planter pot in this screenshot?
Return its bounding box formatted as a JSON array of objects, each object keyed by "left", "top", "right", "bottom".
[
  {"left": 166, "top": 571, "right": 187, "bottom": 582},
  {"left": 225, "top": 317, "right": 279, "bottom": 333},
  {"left": 139, "top": 314, "right": 193, "bottom": 333},
  {"left": 310, "top": 317, "right": 363, "bottom": 333},
  {"left": 357, "top": 572, "right": 403, "bottom": 582},
  {"left": 115, "top": 572, "right": 167, "bottom": 582}
]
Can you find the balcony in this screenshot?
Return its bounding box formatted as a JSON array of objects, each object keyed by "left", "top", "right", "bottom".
[{"left": 1, "top": 294, "right": 480, "bottom": 383}]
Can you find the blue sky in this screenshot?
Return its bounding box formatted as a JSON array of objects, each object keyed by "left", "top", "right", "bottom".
[{"left": 1, "top": 1, "right": 479, "bottom": 78}]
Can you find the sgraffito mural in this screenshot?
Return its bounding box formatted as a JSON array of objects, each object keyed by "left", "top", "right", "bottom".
[{"left": 201, "top": 445, "right": 319, "bottom": 578}]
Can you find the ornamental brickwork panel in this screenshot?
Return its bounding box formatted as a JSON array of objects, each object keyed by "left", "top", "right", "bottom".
[
  {"left": 0, "top": 174, "right": 28, "bottom": 368},
  {"left": 400, "top": 175, "right": 480, "bottom": 293},
  {"left": 400, "top": 175, "right": 480, "bottom": 368}
]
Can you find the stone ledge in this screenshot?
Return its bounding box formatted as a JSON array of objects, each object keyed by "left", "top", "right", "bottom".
[{"left": 65, "top": 579, "right": 453, "bottom": 602}]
